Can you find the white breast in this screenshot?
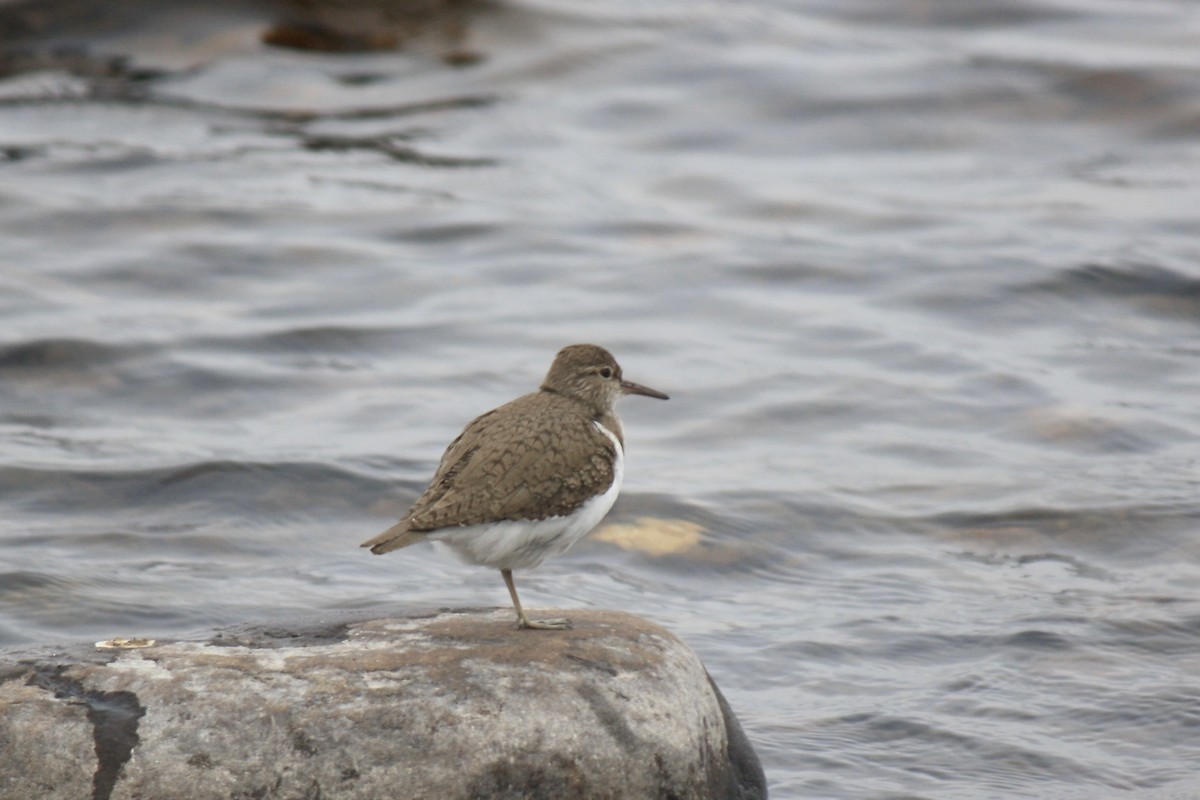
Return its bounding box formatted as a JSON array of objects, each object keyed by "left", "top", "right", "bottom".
[{"left": 434, "top": 421, "right": 624, "bottom": 571}]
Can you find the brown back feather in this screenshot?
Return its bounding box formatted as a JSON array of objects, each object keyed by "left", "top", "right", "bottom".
[{"left": 408, "top": 391, "right": 617, "bottom": 529}]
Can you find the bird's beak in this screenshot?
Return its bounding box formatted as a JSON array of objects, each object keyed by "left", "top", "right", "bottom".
[{"left": 621, "top": 380, "right": 669, "bottom": 400}]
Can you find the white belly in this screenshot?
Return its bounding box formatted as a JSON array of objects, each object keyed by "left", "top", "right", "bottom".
[{"left": 433, "top": 422, "right": 624, "bottom": 570}]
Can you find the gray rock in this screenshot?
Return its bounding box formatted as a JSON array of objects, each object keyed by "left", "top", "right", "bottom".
[{"left": 0, "top": 609, "right": 767, "bottom": 800}]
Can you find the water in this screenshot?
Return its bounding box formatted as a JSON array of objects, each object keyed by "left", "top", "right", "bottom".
[{"left": 3, "top": 0, "right": 1200, "bottom": 796}]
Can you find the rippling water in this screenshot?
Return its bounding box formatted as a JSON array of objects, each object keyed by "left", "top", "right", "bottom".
[{"left": 3, "top": 0, "right": 1200, "bottom": 797}]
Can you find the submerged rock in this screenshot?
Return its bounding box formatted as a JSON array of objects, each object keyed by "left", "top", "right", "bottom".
[{"left": 0, "top": 608, "right": 767, "bottom": 800}]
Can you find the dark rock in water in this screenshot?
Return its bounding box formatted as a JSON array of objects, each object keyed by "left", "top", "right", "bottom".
[
  {"left": 264, "top": 0, "right": 484, "bottom": 63},
  {"left": 0, "top": 608, "right": 767, "bottom": 800}
]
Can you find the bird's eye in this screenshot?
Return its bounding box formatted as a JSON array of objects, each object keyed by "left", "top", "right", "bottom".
[{"left": 599, "top": 367, "right": 613, "bottom": 379}]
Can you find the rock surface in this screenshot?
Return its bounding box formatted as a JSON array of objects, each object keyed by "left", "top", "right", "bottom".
[{"left": 0, "top": 608, "right": 766, "bottom": 800}]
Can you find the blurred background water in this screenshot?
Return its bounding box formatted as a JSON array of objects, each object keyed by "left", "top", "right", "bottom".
[{"left": 2, "top": 0, "right": 1200, "bottom": 797}]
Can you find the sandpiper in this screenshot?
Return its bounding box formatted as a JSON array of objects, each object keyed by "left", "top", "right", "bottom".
[{"left": 361, "top": 343, "right": 668, "bottom": 629}]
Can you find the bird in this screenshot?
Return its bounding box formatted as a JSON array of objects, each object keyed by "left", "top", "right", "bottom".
[{"left": 361, "top": 343, "right": 669, "bottom": 629}]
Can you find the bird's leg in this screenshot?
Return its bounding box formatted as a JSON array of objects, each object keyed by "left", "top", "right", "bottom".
[{"left": 501, "top": 569, "right": 570, "bottom": 630}]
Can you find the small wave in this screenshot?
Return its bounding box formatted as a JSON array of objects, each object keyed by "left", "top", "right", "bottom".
[
  {"left": 1016, "top": 263, "right": 1200, "bottom": 321},
  {"left": 195, "top": 323, "right": 452, "bottom": 357},
  {"left": 0, "top": 337, "right": 125, "bottom": 371},
  {"left": 1, "top": 460, "right": 407, "bottom": 518}
]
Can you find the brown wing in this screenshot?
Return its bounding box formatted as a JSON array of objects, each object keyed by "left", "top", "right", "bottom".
[{"left": 404, "top": 392, "right": 617, "bottom": 531}]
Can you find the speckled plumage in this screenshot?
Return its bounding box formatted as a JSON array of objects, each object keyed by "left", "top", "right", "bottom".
[
  {"left": 362, "top": 344, "right": 669, "bottom": 630},
  {"left": 403, "top": 390, "right": 620, "bottom": 532}
]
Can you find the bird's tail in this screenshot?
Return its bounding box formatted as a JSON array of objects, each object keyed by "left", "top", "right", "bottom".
[{"left": 360, "top": 521, "right": 424, "bottom": 554}]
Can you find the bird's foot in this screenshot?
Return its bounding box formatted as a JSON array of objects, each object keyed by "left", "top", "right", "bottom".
[{"left": 517, "top": 614, "right": 572, "bottom": 630}]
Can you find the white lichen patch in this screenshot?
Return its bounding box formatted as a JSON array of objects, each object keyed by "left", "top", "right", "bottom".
[{"left": 104, "top": 653, "right": 173, "bottom": 681}]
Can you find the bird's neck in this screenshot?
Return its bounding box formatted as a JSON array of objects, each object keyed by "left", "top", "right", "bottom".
[
  {"left": 538, "top": 387, "right": 623, "bottom": 444},
  {"left": 595, "top": 410, "right": 625, "bottom": 447}
]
